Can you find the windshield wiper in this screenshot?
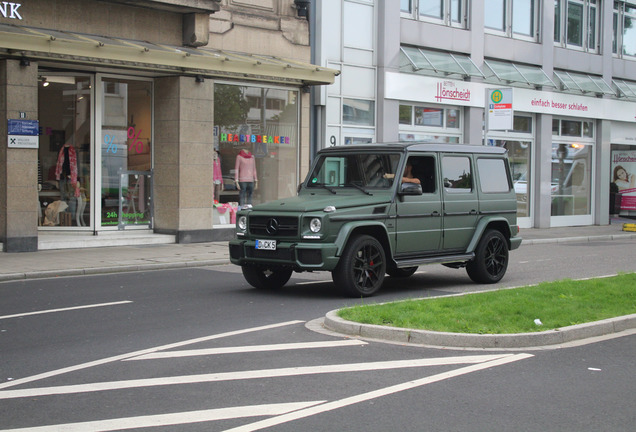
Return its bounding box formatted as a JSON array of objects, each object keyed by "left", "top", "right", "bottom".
[
  {"left": 346, "top": 182, "right": 373, "bottom": 196},
  {"left": 311, "top": 183, "right": 337, "bottom": 194}
]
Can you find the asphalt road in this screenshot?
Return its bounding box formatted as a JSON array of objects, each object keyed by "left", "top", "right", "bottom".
[{"left": 0, "top": 240, "right": 635, "bottom": 431}]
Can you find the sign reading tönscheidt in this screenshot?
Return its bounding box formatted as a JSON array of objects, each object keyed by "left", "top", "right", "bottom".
[{"left": 7, "top": 119, "right": 39, "bottom": 149}]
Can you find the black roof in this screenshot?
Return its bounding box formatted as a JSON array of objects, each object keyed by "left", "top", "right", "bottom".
[{"left": 317, "top": 142, "right": 507, "bottom": 155}]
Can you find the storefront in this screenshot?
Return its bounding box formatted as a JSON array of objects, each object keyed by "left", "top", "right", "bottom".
[
  {"left": 0, "top": 0, "right": 337, "bottom": 252},
  {"left": 385, "top": 71, "right": 636, "bottom": 229}
]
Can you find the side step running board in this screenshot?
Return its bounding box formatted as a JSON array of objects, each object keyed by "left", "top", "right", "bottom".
[{"left": 395, "top": 253, "right": 474, "bottom": 268}]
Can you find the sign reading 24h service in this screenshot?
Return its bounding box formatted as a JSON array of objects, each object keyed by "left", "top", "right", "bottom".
[
  {"left": 7, "top": 119, "right": 39, "bottom": 149},
  {"left": 611, "top": 150, "right": 636, "bottom": 211}
]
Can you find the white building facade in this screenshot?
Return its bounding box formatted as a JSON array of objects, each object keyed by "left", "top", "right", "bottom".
[{"left": 311, "top": 0, "right": 636, "bottom": 229}]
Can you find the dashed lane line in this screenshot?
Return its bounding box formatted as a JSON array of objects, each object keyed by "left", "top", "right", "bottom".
[{"left": 0, "top": 301, "right": 133, "bottom": 320}]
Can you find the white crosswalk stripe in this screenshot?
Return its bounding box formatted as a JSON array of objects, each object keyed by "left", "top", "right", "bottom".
[{"left": 0, "top": 321, "right": 534, "bottom": 431}]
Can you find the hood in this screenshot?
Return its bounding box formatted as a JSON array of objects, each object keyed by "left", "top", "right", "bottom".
[{"left": 250, "top": 193, "right": 391, "bottom": 213}]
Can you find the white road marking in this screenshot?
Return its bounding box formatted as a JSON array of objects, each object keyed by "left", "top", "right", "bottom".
[
  {"left": 0, "top": 301, "right": 133, "bottom": 320},
  {"left": 0, "top": 401, "right": 326, "bottom": 432},
  {"left": 222, "top": 353, "right": 534, "bottom": 432},
  {"left": 0, "top": 354, "right": 512, "bottom": 400},
  {"left": 0, "top": 320, "right": 304, "bottom": 391},
  {"left": 126, "top": 339, "right": 368, "bottom": 361}
]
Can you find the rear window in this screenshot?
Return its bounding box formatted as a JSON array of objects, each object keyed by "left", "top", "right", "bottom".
[{"left": 477, "top": 158, "right": 511, "bottom": 193}]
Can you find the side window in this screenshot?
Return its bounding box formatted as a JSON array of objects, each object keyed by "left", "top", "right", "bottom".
[
  {"left": 405, "top": 156, "right": 437, "bottom": 193},
  {"left": 442, "top": 156, "right": 472, "bottom": 192},
  {"left": 477, "top": 158, "right": 511, "bottom": 193}
]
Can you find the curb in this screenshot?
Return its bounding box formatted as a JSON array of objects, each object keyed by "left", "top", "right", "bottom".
[
  {"left": 324, "top": 310, "right": 636, "bottom": 349},
  {"left": 0, "top": 259, "right": 229, "bottom": 282},
  {"left": 521, "top": 232, "right": 636, "bottom": 246}
]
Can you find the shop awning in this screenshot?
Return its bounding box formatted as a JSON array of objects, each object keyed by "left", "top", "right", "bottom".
[
  {"left": 554, "top": 70, "right": 615, "bottom": 96},
  {"left": 612, "top": 79, "right": 636, "bottom": 100},
  {"left": 0, "top": 23, "right": 338, "bottom": 86},
  {"left": 400, "top": 46, "right": 484, "bottom": 79},
  {"left": 483, "top": 59, "right": 556, "bottom": 88}
]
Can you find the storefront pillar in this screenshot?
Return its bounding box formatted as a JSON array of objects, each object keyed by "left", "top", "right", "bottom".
[
  {"left": 0, "top": 59, "right": 39, "bottom": 252},
  {"left": 534, "top": 114, "right": 553, "bottom": 228},
  {"left": 153, "top": 76, "right": 215, "bottom": 243},
  {"left": 464, "top": 107, "right": 483, "bottom": 145},
  {"left": 596, "top": 119, "right": 612, "bottom": 225}
]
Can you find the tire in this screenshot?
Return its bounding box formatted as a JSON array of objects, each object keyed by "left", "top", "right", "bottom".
[
  {"left": 387, "top": 266, "right": 418, "bottom": 278},
  {"left": 466, "top": 229, "right": 509, "bottom": 284},
  {"left": 333, "top": 235, "right": 386, "bottom": 297},
  {"left": 242, "top": 265, "right": 293, "bottom": 290}
]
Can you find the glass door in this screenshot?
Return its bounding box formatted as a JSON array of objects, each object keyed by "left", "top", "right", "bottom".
[
  {"left": 97, "top": 76, "right": 153, "bottom": 229},
  {"left": 38, "top": 74, "right": 93, "bottom": 229}
]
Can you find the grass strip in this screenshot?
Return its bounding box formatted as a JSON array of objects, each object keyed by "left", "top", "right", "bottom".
[{"left": 338, "top": 273, "right": 636, "bottom": 334}]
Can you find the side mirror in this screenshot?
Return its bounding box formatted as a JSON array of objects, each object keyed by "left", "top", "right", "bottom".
[{"left": 398, "top": 183, "right": 423, "bottom": 196}]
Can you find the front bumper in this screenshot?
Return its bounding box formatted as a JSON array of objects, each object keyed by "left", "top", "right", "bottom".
[{"left": 229, "top": 239, "right": 340, "bottom": 271}]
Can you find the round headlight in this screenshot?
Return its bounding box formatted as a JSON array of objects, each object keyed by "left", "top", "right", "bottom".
[
  {"left": 238, "top": 216, "right": 247, "bottom": 231},
  {"left": 309, "top": 218, "right": 322, "bottom": 233}
]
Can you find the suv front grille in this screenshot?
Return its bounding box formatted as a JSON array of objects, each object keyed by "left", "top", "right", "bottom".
[{"left": 249, "top": 216, "right": 299, "bottom": 237}]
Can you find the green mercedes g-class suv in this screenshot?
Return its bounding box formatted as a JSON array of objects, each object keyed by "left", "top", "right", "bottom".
[{"left": 229, "top": 143, "right": 522, "bottom": 297}]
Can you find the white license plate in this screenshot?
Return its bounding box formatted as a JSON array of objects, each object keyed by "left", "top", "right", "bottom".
[{"left": 255, "top": 240, "right": 277, "bottom": 250}]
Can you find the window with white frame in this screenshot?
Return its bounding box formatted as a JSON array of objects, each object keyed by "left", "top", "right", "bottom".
[
  {"left": 484, "top": 0, "right": 540, "bottom": 40},
  {"left": 613, "top": 1, "right": 636, "bottom": 57},
  {"left": 554, "top": 0, "right": 600, "bottom": 52},
  {"left": 399, "top": 104, "right": 462, "bottom": 142},
  {"left": 402, "top": 0, "right": 468, "bottom": 28}
]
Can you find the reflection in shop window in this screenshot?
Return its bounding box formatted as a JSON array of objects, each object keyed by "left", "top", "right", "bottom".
[
  {"left": 551, "top": 143, "right": 592, "bottom": 216},
  {"left": 343, "top": 98, "right": 375, "bottom": 126},
  {"left": 38, "top": 75, "right": 92, "bottom": 228},
  {"left": 214, "top": 84, "right": 299, "bottom": 210}
]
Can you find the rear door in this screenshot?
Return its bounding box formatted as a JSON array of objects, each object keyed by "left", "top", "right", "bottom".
[
  {"left": 394, "top": 154, "right": 442, "bottom": 256},
  {"left": 441, "top": 153, "right": 479, "bottom": 251}
]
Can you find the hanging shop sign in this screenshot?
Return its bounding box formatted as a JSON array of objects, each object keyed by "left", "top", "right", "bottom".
[
  {"left": 7, "top": 119, "right": 38, "bottom": 149},
  {"left": 486, "top": 88, "right": 513, "bottom": 131}
]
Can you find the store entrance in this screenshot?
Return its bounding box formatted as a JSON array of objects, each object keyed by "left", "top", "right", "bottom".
[{"left": 37, "top": 73, "right": 153, "bottom": 231}]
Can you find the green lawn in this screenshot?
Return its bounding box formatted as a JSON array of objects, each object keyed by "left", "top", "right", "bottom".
[{"left": 338, "top": 273, "right": 636, "bottom": 334}]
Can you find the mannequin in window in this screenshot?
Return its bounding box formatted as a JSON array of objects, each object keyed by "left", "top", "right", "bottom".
[
  {"left": 55, "top": 141, "right": 80, "bottom": 223},
  {"left": 213, "top": 150, "right": 223, "bottom": 202},
  {"left": 235, "top": 147, "right": 258, "bottom": 208}
]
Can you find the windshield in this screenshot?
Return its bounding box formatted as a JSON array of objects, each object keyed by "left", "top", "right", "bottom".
[{"left": 306, "top": 153, "right": 401, "bottom": 190}]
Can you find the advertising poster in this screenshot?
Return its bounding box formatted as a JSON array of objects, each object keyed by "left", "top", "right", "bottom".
[{"left": 611, "top": 151, "right": 636, "bottom": 211}]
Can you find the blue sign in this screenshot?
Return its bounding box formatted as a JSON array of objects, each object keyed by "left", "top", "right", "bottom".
[{"left": 8, "top": 119, "right": 39, "bottom": 136}]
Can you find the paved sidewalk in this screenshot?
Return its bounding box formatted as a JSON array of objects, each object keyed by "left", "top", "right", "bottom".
[{"left": 1, "top": 220, "right": 636, "bottom": 283}]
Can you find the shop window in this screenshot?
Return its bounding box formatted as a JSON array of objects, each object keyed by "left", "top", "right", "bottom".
[
  {"left": 100, "top": 78, "right": 152, "bottom": 228},
  {"left": 485, "top": 0, "right": 539, "bottom": 40},
  {"left": 343, "top": 98, "right": 375, "bottom": 126},
  {"left": 551, "top": 143, "right": 592, "bottom": 216},
  {"left": 38, "top": 75, "right": 92, "bottom": 228},
  {"left": 490, "top": 139, "right": 532, "bottom": 218},
  {"left": 555, "top": 0, "right": 599, "bottom": 52},
  {"left": 399, "top": 105, "right": 412, "bottom": 125},
  {"left": 613, "top": 1, "right": 636, "bottom": 57},
  {"left": 552, "top": 118, "right": 594, "bottom": 138},
  {"left": 214, "top": 84, "right": 299, "bottom": 211},
  {"left": 415, "top": 107, "right": 443, "bottom": 126}
]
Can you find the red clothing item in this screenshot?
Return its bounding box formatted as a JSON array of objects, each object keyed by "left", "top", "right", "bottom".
[
  {"left": 55, "top": 144, "right": 80, "bottom": 197},
  {"left": 235, "top": 150, "right": 257, "bottom": 182}
]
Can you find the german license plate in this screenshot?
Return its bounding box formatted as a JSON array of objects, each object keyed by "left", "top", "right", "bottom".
[{"left": 255, "top": 240, "right": 276, "bottom": 250}]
